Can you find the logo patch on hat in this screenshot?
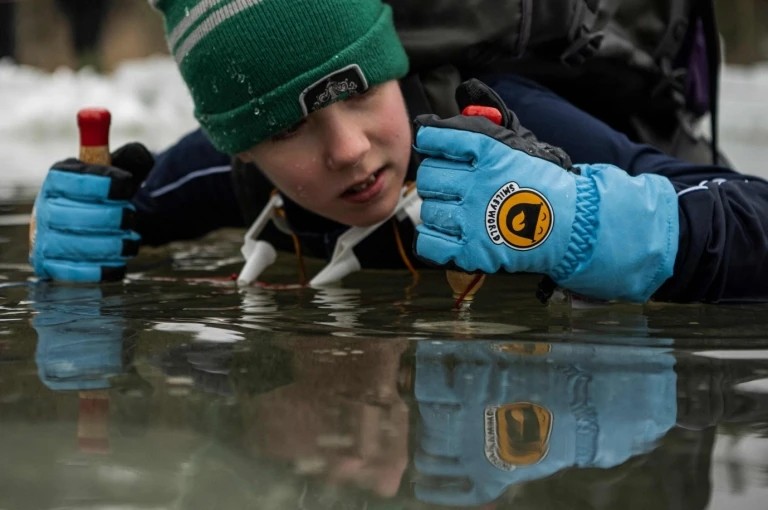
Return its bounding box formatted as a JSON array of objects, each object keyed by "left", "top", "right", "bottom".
[
  {"left": 299, "top": 64, "right": 369, "bottom": 115},
  {"left": 486, "top": 181, "right": 553, "bottom": 250}
]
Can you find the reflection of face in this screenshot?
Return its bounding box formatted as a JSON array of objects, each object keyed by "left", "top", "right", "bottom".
[
  {"left": 242, "top": 340, "right": 410, "bottom": 498},
  {"left": 238, "top": 80, "right": 412, "bottom": 227}
]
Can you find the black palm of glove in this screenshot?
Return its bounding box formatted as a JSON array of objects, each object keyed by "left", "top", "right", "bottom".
[
  {"left": 453, "top": 78, "right": 574, "bottom": 169},
  {"left": 29, "top": 143, "right": 155, "bottom": 282}
]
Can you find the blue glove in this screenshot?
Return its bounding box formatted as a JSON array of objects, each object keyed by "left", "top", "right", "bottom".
[
  {"left": 29, "top": 143, "right": 154, "bottom": 282},
  {"left": 414, "top": 80, "right": 679, "bottom": 302}
]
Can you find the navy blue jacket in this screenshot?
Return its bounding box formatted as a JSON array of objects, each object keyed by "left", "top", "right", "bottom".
[{"left": 132, "top": 75, "right": 768, "bottom": 303}]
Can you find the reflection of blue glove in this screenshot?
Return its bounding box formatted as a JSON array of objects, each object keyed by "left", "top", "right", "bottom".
[
  {"left": 414, "top": 80, "right": 679, "bottom": 302},
  {"left": 413, "top": 340, "right": 677, "bottom": 507},
  {"left": 29, "top": 143, "right": 154, "bottom": 282},
  {"left": 33, "top": 283, "right": 125, "bottom": 391}
]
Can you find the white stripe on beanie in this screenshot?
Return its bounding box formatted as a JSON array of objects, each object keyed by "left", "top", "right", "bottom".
[
  {"left": 167, "top": 0, "right": 224, "bottom": 52},
  {"left": 173, "top": 0, "right": 266, "bottom": 64}
]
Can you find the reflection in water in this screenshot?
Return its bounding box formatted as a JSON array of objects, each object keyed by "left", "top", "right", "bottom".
[
  {"left": 239, "top": 285, "right": 280, "bottom": 331},
  {"left": 410, "top": 341, "right": 678, "bottom": 506},
  {"left": 240, "top": 338, "right": 410, "bottom": 499},
  {"left": 152, "top": 321, "right": 244, "bottom": 343},
  {"left": 5, "top": 285, "right": 764, "bottom": 509},
  {"left": 311, "top": 287, "right": 368, "bottom": 334},
  {"left": 31, "top": 283, "right": 153, "bottom": 457},
  {"left": 32, "top": 284, "right": 127, "bottom": 392}
]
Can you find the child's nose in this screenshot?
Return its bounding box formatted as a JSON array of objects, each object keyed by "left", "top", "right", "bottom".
[{"left": 323, "top": 109, "right": 371, "bottom": 171}]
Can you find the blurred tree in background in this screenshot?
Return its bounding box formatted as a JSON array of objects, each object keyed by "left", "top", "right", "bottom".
[
  {"left": 8, "top": 0, "right": 167, "bottom": 72},
  {"left": 0, "top": 0, "right": 766, "bottom": 71},
  {"left": 716, "top": 0, "right": 768, "bottom": 64}
]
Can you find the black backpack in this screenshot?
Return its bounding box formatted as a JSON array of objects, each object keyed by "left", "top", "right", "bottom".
[{"left": 389, "top": 0, "right": 724, "bottom": 165}]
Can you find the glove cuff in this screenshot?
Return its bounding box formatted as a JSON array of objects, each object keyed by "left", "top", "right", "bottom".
[
  {"left": 549, "top": 166, "right": 679, "bottom": 302},
  {"left": 550, "top": 175, "right": 599, "bottom": 282}
]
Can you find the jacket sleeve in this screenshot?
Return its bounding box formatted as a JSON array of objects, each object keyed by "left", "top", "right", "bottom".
[
  {"left": 131, "top": 128, "right": 246, "bottom": 246},
  {"left": 388, "top": 0, "right": 599, "bottom": 72},
  {"left": 654, "top": 175, "right": 768, "bottom": 302}
]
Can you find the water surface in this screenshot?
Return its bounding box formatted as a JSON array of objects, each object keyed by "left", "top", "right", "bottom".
[{"left": 2, "top": 212, "right": 768, "bottom": 510}]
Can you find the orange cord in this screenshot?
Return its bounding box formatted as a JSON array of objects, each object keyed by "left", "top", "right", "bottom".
[
  {"left": 391, "top": 218, "right": 420, "bottom": 285},
  {"left": 274, "top": 202, "right": 308, "bottom": 286},
  {"left": 268, "top": 186, "right": 419, "bottom": 288},
  {"left": 290, "top": 232, "right": 308, "bottom": 286}
]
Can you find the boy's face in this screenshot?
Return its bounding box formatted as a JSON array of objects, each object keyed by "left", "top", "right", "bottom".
[{"left": 238, "top": 80, "right": 412, "bottom": 227}]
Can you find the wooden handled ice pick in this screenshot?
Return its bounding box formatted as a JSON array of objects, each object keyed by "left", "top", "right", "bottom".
[{"left": 446, "top": 105, "right": 502, "bottom": 309}]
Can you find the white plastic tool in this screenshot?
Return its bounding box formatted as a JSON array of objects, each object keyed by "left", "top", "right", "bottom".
[
  {"left": 307, "top": 220, "right": 382, "bottom": 287},
  {"left": 236, "top": 185, "right": 422, "bottom": 287},
  {"left": 237, "top": 194, "right": 283, "bottom": 286},
  {"left": 309, "top": 185, "right": 422, "bottom": 287}
]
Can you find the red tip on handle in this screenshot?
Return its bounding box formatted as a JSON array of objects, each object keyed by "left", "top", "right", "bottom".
[
  {"left": 461, "top": 105, "right": 503, "bottom": 126},
  {"left": 77, "top": 108, "right": 111, "bottom": 146}
]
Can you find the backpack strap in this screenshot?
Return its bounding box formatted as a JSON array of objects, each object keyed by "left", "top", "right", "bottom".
[
  {"left": 652, "top": 0, "right": 691, "bottom": 63},
  {"left": 560, "top": 0, "right": 603, "bottom": 67},
  {"left": 652, "top": 0, "right": 721, "bottom": 165},
  {"left": 699, "top": 0, "right": 721, "bottom": 164},
  {"left": 650, "top": 0, "right": 690, "bottom": 109}
]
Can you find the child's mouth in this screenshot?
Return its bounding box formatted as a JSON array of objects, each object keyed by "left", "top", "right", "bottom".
[
  {"left": 349, "top": 171, "right": 378, "bottom": 192},
  {"left": 342, "top": 169, "right": 384, "bottom": 200}
]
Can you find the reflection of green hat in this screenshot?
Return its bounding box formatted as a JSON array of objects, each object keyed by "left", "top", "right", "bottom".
[{"left": 151, "top": 0, "right": 409, "bottom": 154}]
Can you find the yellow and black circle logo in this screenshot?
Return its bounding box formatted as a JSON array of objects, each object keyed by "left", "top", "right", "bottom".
[{"left": 486, "top": 182, "right": 553, "bottom": 250}]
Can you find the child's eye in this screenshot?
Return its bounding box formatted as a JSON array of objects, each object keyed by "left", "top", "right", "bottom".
[{"left": 270, "top": 118, "right": 307, "bottom": 141}]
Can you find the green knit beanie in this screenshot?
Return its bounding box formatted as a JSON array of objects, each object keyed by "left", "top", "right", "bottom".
[{"left": 150, "top": 0, "right": 409, "bottom": 154}]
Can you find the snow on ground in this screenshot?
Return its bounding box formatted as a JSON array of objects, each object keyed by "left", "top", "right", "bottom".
[{"left": 1, "top": 56, "right": 767, "bottom": 200}]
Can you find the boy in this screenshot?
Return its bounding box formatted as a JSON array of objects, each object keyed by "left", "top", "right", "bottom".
[{"left": 29, "top": 0, "right": 768, "bottom": 303}]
